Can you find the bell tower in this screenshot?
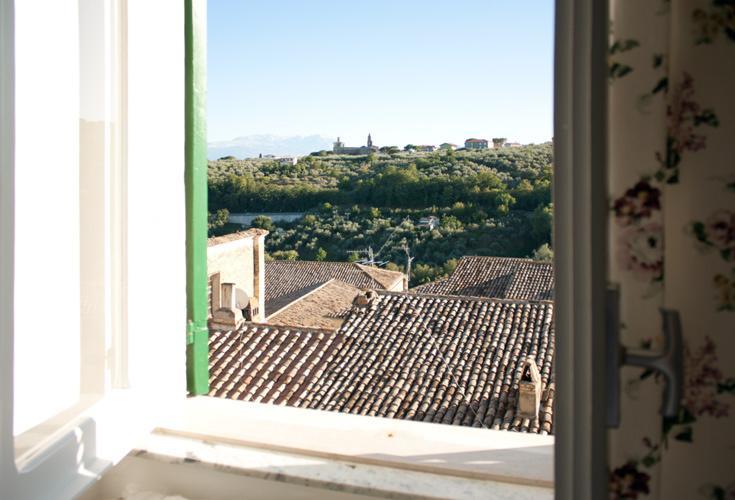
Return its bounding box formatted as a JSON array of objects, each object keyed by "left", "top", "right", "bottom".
[{"left": 367, "top": 133, "right": 373, "bottom": 148}]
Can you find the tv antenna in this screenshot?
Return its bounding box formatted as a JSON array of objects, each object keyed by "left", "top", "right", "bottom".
[
  {"left": 393, "top": 240, "right": 414, "bottom": 283},
  {"left": 347, "top": 217, "right": 413, "bottom": 267}
]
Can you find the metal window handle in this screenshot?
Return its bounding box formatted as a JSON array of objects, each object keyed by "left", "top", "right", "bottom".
[{"left": 606, "top": 286, "right": 684, "bottom": 428}]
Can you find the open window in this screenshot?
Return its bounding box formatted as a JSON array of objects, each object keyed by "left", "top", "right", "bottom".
[
  {"left": 1, "top": 0, "right": 611, "bottom": 498},
  {"left": 1, "top": 1, "right": 186, "bottom": 498}
]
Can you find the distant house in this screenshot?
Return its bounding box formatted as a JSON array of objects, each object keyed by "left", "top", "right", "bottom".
[
  {"left": 505, "top": 142, "right": 523, "bottom": 148},
  {"left": 277, "top": 156, "right": 299, "bottom": 166},
  {"left": 415, "top": 145, "right": 436, "bottom": 152},
  {"left": 333, "top": 133, "right": 379, "bottom": 155},
  {"left": 439, "top": 143, "right": 457, "bottom": 150},
  {"left": 418, "top": 216, "right": 440, "bottom": 230},
  {"left": 464, "top": 138, "right": 489, "bottom": 150}
]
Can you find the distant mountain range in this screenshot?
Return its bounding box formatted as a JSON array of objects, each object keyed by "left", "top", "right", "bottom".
[{"left": 207, "top": 134, "right": 333, "bottom": 160}]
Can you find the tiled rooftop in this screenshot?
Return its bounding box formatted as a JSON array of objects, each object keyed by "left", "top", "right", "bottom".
[
  {"left": 411, "top": 256, "right": 554, "bottom": 301},
  {"left": 264, "top": 261, "right": 405, "bottom": 316},
  {"left": 266, "top": 279, "right": 361, "bottom": 330},
  {"left": 209, "top": 291, "right": 555, "bottom": 434}
]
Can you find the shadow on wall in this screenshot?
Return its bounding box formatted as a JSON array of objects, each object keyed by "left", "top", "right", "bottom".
[{"left": 13, "top": 416, "right": 113, "bottom": 499}]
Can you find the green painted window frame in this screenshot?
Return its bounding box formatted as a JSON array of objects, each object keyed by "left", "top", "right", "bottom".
[{"left": 185, "top": 0, "right": 209, "bottom": 395}]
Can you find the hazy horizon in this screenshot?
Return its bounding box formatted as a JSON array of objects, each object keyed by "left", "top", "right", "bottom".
[
  {"left": 207, "top": 1, "right": 554, "bottom": 148},
  {"left": 207, "top": 132, "right": 549, "bottom": 160}
]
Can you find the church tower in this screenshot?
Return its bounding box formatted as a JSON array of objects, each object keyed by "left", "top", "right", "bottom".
[{"left": 367, "top": 133, "right": 373, "bottom": 148}]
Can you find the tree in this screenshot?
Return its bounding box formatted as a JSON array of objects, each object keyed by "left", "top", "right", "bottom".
[
  {"left": 404, "top": 144, "right": 417, "bottom": 152},
  {"left": 530, "top": 203, "right": 553, "bottom": 243},
  {"left": 207, "top": 208, "right": 230, "bottom": 235},
  {"left": 251, "top": 215, "right": 274, "bottom": 231},
  {"left": 443, "top": 258, "right": 458, "bottom": 275},
  {"left": 412, "top": 263, "right": 440, "bottom": 285},
  {"left": 494, "top": 192, "right": 516, "bottom": 216},
  {"left": 315, "top": 247, "right": 328, "bottom": 261},
  {"left": 385, "top": 262, "right": 401, "bottom": 272},
  {"left": 440, "top": 215, "right": 463, "bottom": 232},
  {"left": 492, "top": 138, "right": 507, "bottom": 149},
  {"left": 270, "top": 250, "right": 299, "bottom": 260},
  {"left": 532, "top": 243, "right": 554, "bottom": 262}
]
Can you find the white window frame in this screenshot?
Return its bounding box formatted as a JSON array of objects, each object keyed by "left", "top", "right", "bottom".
[{"left": 1, "top": 1, "right": 187, "bottom": 498}]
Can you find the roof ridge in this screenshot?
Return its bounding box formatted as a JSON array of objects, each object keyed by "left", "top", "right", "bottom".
[
  {"left": 354, "top": 263, "right": 404, "bottom": 289},
  {"left": 375, "top": 288, "right": 554, "bottom": 306},
  {"left": 239, "top": 321, "right": 341, "bottom": 336},
  {"left": 208, "top": 228, "right": 269, "bottom": 247},
  {"left": 458, "top": 255, "right": 551, "bottom": 264}
]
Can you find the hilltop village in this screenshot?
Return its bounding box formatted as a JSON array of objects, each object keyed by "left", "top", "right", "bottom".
[{"left": 208, "top": 137, "right": 553, "bottom": 286}]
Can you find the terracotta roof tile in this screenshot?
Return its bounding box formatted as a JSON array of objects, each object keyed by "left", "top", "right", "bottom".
[
  {"left": 265, "top": 261, "right": 405, "bottom": 316},
  {"left": 210, "top": 291, "right": 554, "bottom": 434},
  {"left": 266, "top": 279, "right": 362, "bottom": 330},
  {"left": 411, "top": 256, "right": 553, "bottom": 301}
]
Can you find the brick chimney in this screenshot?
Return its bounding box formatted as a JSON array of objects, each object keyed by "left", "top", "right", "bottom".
[
  {"left": 517, "top": 357, "right": 542, "bottom": 419},
  {"left": 210, "top": 282, "right": 244, "bottom": 331}
]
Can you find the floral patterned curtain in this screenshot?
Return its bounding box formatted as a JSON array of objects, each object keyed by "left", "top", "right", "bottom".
[{"left": 608, "top": 0, "right": 734, "bottom": 498}]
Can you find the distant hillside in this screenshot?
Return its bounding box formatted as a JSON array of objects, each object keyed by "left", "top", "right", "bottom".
[{"left": 207, "top": 134, "right": 333, "bottom": 160}]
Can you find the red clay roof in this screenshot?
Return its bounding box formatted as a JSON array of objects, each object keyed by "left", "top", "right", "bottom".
[
  {"left": 411, "top": 256, "right": 554, "bottom": 301},
  {"left": 265, "top": 261, "right": 404, "bottom": 316},
  {"left": 266, "top": 279, "right": 361, "bottom": 330},
  {"left": 209, "top": 291, "right": 554, "bottom": 434}
]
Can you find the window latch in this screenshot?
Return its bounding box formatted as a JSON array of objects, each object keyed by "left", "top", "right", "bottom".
[{"left": 606, "top": 285, "right": 684, "bottom": 428}]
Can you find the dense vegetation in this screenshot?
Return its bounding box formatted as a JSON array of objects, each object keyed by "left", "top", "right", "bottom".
[{"left": 208, "top": 144, "right": 553, "bottom": 285}]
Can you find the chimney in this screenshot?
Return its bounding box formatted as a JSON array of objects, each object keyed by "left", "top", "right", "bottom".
[
  {"left": 210, "top": 282, "right": 244, "bottom": 331},
  {"left": 517, "top": 357, "right": 542, "bottom": 419},
  {"left": 251, "top": 232, "right": 266, "bottom": 322}
]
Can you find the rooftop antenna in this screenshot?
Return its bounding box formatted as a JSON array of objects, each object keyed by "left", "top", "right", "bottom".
[
  {"left": 402, "top": 242, "right": 414, "bottom": 284},
  {"left": 349, "top": 217, "right": 413, "bottom": 268},
  {"left": 347, "top": 246, "right": 375, "bottom": 266},
  {"left": 393, "top": 240, "right": 414, "bottom": 283}
]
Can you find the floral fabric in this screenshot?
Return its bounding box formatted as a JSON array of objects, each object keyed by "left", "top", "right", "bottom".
[{"left": 608, "top": 0, "right": 734, "bottom": 498}]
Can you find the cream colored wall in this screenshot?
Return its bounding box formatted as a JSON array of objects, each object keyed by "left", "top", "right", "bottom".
[{"left": 207, "top": 239, "right": 255, "bottom": 304}]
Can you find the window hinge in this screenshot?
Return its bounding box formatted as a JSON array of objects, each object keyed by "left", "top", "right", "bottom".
[{"left": 186, "top": 320, "right": 208, "bottom": 345}]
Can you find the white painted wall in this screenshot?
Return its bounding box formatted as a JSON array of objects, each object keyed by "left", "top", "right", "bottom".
[{"left": 14, "top": 0, "right": 81, "bottom": 436}]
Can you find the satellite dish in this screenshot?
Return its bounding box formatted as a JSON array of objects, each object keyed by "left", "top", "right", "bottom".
[{"left": 235, "top": 288, "right": 251, "bottom": 309}]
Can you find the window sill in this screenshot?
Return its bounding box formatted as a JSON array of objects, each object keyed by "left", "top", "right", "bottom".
[{"left": 134, "top": 396, "right": 553, "bottom": 498}]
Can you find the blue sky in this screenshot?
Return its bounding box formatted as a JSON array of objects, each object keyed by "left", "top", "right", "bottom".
[{"left": 207, "top": 0, "right": 554, "bottom": 147}]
